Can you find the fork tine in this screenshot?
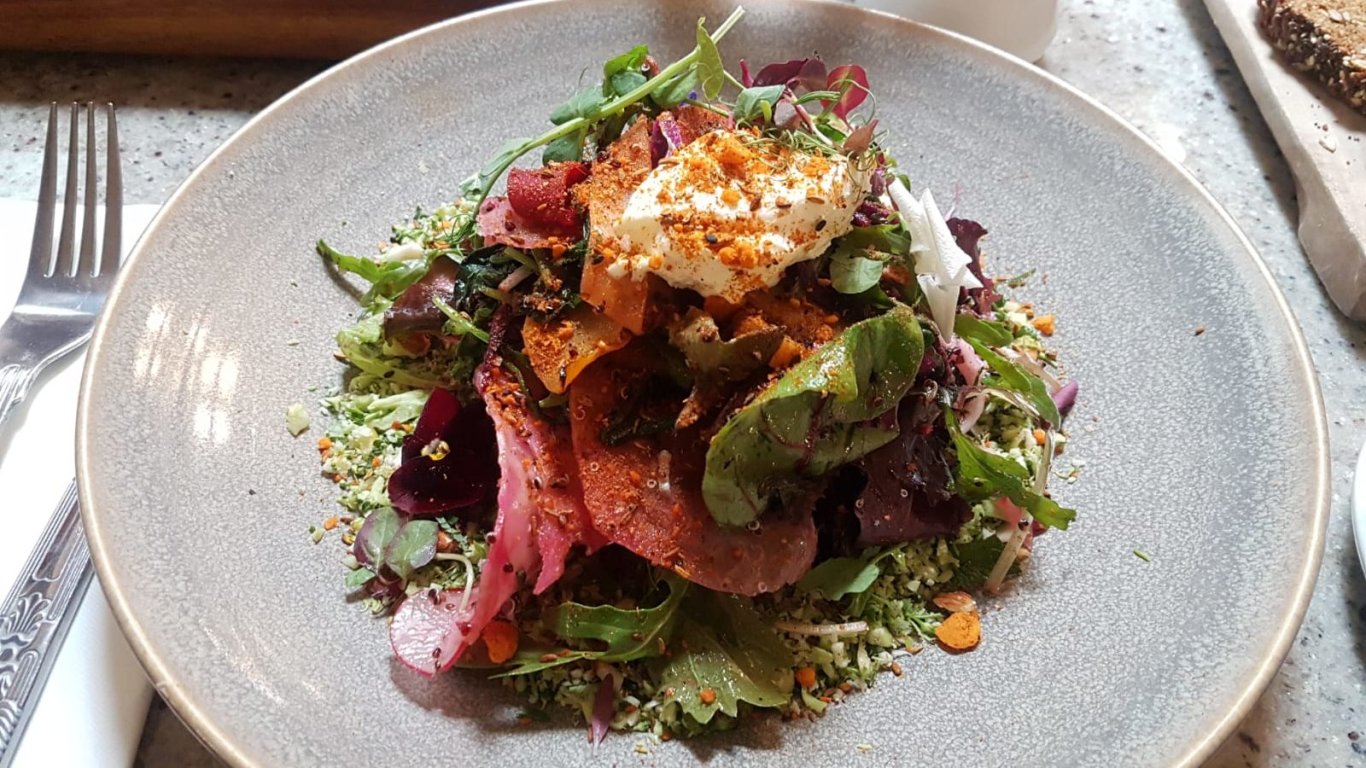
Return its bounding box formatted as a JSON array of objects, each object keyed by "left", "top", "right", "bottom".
[
  {"left": 99, "top": 104, "right": 121, "bottom": 277},
  {"left": 79, "top": 104, "right": 97, "bottom": 277},
  {"left": 26, "top": 104, "right": 58, "bottom": 281},
  {"left": 53, "top": 102, "right": 80, "bottom": 278}
]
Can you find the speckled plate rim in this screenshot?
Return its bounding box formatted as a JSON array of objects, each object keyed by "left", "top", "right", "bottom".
[{"left": 74, "top": 1, "right": 1331, "bottom": 765}]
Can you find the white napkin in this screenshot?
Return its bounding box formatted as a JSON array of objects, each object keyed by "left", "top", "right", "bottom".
[{"left": 0, "top": 199, "right": 159, "bottom": 768}]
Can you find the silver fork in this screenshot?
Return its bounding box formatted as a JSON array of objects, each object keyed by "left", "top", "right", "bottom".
[
  {"left": 0, "top": 103, "right": 121, "bottom": 767},
  {"left": 0, "top": 102, "right": 121, "bottom": 429}
]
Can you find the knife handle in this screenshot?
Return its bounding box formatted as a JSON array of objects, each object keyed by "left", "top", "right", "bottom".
[{"left": 0, "top": 482, "right": 94, "bottom": 768}]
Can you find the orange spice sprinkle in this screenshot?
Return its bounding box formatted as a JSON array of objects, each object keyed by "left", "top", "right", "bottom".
[
  {"left": 322, "top": 516, "right": 339, "bottom": 531},
  {"left": 699, "top": 688, "right": 717, "bottom": 705},
  {"left": 317, "top": 436, "right": 332, "bottom": 451},
  {"left": 720, "top": 187, "right": 741, "bottom": 206}
]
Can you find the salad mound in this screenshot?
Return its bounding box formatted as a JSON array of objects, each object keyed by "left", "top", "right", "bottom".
[{"left": 307, "top": 7, "right": 1078, "bottom": 741}]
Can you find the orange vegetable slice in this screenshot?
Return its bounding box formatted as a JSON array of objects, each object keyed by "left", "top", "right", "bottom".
[
  {"left": 522, "top": 306, "right": 630, "bottom": 394},
  {"left": 482, "top": 619, "right": 519, "bottom": 664},
  {"left": 934, "top": 610, "right": 981, "bottom": 652}
]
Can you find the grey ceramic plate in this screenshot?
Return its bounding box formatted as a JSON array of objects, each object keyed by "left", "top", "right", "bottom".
[{"left": 76, "top": 1, "right": 1330, "bottom": 766}]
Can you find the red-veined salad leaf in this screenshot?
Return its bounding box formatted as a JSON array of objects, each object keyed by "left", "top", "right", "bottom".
[
  {"left": 854, "top": 396, "right": 971, "bottom": 544},
  {"left": 353, "top": 505, "right": 401, "bottom": 567},
  {"left": 702, "top": 305, "right": 926, "bottom": 527},
  {"left": 824, "top": 64, "right": 869, "bottom": 119},
  {"left": 383, "top": 519, "right": 439, "bottom": 581},
  {"left": 383, "top": 255, "right": 458, "bottom": 337},
  {"left": 946, "top": 217, "right": 999, "bottom": 313},
  {"left": 752, "top": 58, "right": 827, "bottom": 91}
]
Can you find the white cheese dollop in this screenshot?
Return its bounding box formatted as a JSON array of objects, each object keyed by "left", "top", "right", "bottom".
[{"left": 610, "top": 130, "right": 868, "bottom": 302}]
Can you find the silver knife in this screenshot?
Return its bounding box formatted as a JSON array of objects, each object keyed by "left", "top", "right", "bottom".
[{"left": 0, "top": 482, "right": 93, "bottom": 768}]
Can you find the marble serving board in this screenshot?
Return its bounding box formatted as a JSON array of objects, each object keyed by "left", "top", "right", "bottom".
[{"left": 1203, "top": 0, "right": 1366, "bottom": 320}]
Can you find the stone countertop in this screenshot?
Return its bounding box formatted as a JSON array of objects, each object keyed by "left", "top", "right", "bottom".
[{"left": 1, "top": 1, "right": 1362, "bottom": 765}]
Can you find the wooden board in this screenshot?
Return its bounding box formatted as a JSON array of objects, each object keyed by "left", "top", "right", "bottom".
[
  {"left": 1203, "top": 0, "right": 1366, "bottom": 320},
  {"left": 0, "top": 0, "right": 496, "bottom": 59}
]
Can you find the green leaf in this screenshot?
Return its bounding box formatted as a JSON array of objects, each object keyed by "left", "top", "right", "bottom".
[
  {"left": 547, "top": 574, "right": 688, "bottom": 661},
  {"left": 384, "top": 519, "right": 438, "bottom": 581},
  {"left": 607, "top": 70, "right": 648, "bottom": 98},
  {"left": 317, "top": 240, "right": 427, "bottom": 302},
  {"left": 954, "top": 315, "right": 1014, "bottom": 347},
  {"left": 492, "top": 649, "right": 597, "bottom": 677},
  {"left": 826, "top": 225, "right": 911, "bottom": 295},
  {"left": 695, "top": 18, "right": 725, "bottom": 100},
  {"left": 945, "top": 411, "right": 1075, "bottom": 530},
  {"left": 651, "top": 70, "right": 698, "bottom": 107},
  {"left": 945, "top": 535, "right": 1006, "bottom": 590},
  {"left": 494, "top": 575, "right": 688, "bottom": 677},
  {"left": 550, "top": 86, "right": 607, "bottom": 125},
  {"left": 541, "top": 130, "right": 586, "bottom": 164},
  {"left": 344, "top": 567, "right": 377, "bottom": 590},
  {"left": 603, "top": 44, "right": 650, "bottom": 79},
  {"left": 651, "top": 591, "right": 794, "bottom": 724},
  {"left": 358, "top": 506, "right": 401, "bottom": 566},
  {"left": 733, "top": 84, "right": 785, "bottom": 124},
  {"left": 448, "top": 7, "right": 744, "bottom": 210},
  {"left": 834, "top": 224, "right": 912, "bottom": 255},
  {"left": 491, "top": 645, "right": 598, "bottom": 675},
  {"left": 965, "top": 338, "right": 1063, "bottom": 425},
  {"left": 703, "top": 306, "right": 926, "bottom": 527},
  {"left": 1017, "top": 492, "right": 1075, "bottom": 532},
  {"left": 829, "top": 251, "right": 885, "bottom": 294},
  {"left": 796, "top": 555, "right": 882, "bottom": 599},
  {"left": 432, "top": 296, "right": 491, "bottom": 343},
  {"left": 335, "top": 311, "right": 449, "bottom": 389},
  {"left": 668, "top": 308, "right": 781, "bottom": 381}
]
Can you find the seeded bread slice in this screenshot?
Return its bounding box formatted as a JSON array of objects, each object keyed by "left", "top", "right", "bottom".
[{"left": 1258, "top": 0, "right": 1366, "bottom": 114}]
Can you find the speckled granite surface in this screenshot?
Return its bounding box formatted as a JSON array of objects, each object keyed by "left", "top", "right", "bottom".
[{"left": 0, "top": 1, "right": 1361, "bottom": 766}]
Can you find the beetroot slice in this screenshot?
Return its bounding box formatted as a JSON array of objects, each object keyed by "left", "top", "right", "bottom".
[
  {"left": 476, "top": 197, "right": 579, "bottom": 250},
  {"left": 507, "top": 162, "right": 590, "bottom": 230}
]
